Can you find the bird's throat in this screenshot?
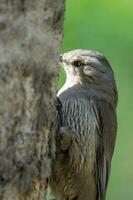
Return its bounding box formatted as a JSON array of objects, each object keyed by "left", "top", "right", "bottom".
[{"left": 57, "top": 75, "right": 82, "bottom": 96}]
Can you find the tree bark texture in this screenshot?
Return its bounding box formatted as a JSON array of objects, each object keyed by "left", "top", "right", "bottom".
[{"left": 0, "top": 0, "right": 65, "bottom": 199}]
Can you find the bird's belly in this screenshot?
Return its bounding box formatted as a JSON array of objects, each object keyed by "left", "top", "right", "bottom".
[
  {"left": 50, "top": 133, "right": 96, "bottom": 200},
  {"left": 51, "top": 97, "right": 98, "bottom": 199}
]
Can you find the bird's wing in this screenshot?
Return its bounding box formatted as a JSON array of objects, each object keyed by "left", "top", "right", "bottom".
[
  {"left": 91, "top": 99, "right": 117, "bottom": 200},
  {"left": 57, "top": 90, "right": 117, "bottom": 200}
]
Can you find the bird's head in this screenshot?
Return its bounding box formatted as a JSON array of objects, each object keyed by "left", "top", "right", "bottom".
[{"left": 60, "top": 49, "right": 116, "bottom": 89}]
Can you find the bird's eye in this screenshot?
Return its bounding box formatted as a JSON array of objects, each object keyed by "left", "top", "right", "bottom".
[{"left": 72, "top": 60, "right": 83, "bottom": 67}]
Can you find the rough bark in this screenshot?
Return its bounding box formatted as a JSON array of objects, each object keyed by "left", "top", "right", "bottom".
[{"left": 0, "top": 0, "right": 65, "bottom": 199}]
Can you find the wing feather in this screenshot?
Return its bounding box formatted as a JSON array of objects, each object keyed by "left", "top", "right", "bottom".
[{"left": 91, "top": 99, "right": 117, "bottom": 200}]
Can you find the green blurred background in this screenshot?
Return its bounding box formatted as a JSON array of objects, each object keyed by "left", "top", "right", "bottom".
[{"left": 58, "top": 0, "right": 133, "bottom": 199}]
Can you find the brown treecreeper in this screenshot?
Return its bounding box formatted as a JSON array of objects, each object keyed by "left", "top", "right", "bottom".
[{"left": 50, "top": 49, "right": 118, "bottom": 200}]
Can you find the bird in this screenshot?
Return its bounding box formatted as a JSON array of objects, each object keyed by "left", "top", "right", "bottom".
[{"left": 49, "top": 49, "right": 118, "bottom": 200}]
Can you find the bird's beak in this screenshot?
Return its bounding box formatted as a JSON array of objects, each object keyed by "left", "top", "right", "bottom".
[
  {"left": 59, "top": 54, "right": 69, "bottom": 67},
  {"left": 59, "top": 54, "right": 63, "bottom": 63}
]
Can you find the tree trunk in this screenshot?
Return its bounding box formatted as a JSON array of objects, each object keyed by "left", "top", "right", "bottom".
[{"left": 0, "top": 0, "right": 65, "bottom": 199}]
